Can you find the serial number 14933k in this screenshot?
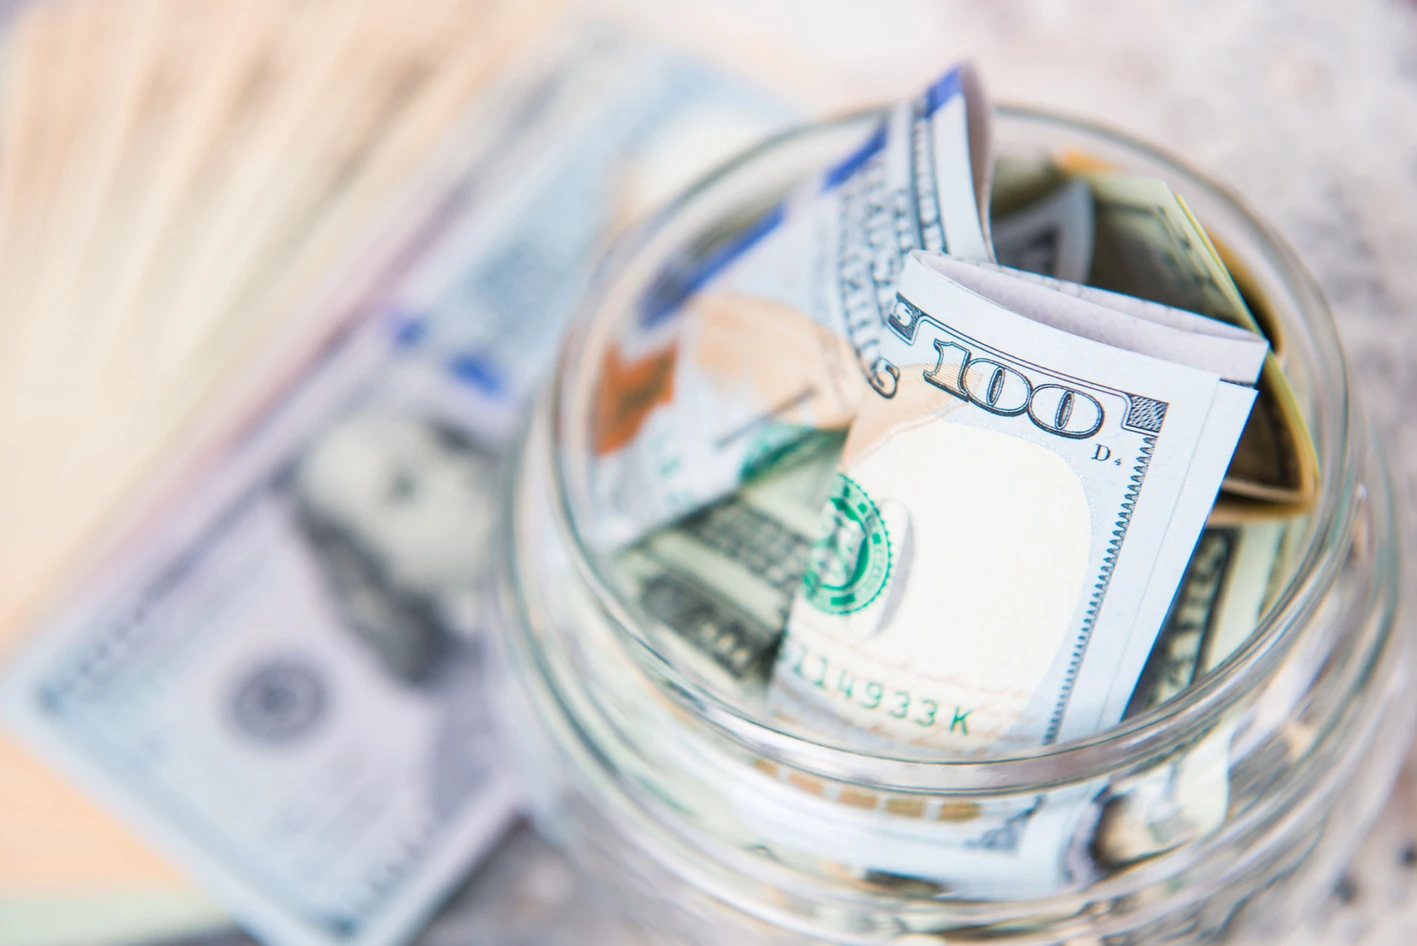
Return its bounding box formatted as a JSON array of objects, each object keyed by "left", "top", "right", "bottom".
[{"left": 780, "top": 641, "right": 974, "bottom": 735}]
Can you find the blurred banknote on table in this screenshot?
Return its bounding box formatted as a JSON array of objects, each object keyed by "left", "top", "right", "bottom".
[{"left": 0, "top": 25, "right": 786, "bottom": 946}]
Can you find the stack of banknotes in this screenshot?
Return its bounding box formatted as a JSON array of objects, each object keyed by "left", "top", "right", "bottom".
[
  {"left": 0, "top": 3, "right": 787, "bottom": 945},
  {"left": 0, "top": 3, "right": 1321, "bottom": 944},
  {"left": 0, "top": 0, "right": 570, "bottom": 642},
  {"left": 0, "top": 0, "right": 569, "bottom": 940}
]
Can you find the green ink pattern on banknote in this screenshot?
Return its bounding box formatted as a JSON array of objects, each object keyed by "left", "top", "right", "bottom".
[{"left": 803, "top": 474, "right": 892, "bottom": 615}]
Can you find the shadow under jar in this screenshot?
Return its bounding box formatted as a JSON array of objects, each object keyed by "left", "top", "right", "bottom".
[{"left": 490, "top": 107, "right": 1417, "bottom": 944}]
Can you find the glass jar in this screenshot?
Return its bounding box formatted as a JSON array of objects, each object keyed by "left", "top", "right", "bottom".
[{"left": 490, "top": 107, "right": 1417, "bottom": 944}]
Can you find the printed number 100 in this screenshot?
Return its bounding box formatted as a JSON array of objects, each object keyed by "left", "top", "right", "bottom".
[{"left": 926, "top": 340, "right": 1104, "bottom": 440}]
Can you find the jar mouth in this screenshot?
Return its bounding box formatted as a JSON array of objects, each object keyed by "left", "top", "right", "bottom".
[{"left": 536, "top": 104, "right": 1361, "bottom": 791}]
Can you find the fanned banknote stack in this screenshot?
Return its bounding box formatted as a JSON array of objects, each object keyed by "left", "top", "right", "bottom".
[
  {"left": 0, "top": 0, "right": 565, "bottom": 643},
  {"left": 0, "top": 1, "right": 556, "bottom": 942},
  {"left": 0, "top": 3, "right": 788, "bottom": 945},
  {"left": 583, "top": 62, "right": 1320, "bottom": 895}
]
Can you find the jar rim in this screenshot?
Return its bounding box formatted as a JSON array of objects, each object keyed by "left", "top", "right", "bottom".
[{"left": 536, "top": 104, "right": 1361, "bottom": 791}]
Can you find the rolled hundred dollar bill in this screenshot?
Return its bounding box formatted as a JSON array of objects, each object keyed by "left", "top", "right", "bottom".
[
  {"left": 769, "top": 252, "right": 1269, "bottom": 753},
  {"left": 587, "top": 63, "right": 993, "bottom": 547}
]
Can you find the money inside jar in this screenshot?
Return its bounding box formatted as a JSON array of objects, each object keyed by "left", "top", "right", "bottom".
[
  {"left": 566, "top": 61, "right": 1324, "bottom": 898},
  {"left": 588, "top": 61, "right": 1317, "bottom": 759}
]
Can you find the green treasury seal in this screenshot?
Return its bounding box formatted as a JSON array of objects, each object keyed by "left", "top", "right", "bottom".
[{"left": 802, "top": 474, "right": 892, "bottom": 615}]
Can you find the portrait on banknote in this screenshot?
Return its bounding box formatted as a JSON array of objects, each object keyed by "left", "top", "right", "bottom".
[{"left": 288, "top": 409, "right": 496, "bottom": 685}]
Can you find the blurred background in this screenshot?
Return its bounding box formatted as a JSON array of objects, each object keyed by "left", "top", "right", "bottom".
[{"left": 1, "top": 1, "right": 1416, "bottom": 944}]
